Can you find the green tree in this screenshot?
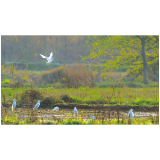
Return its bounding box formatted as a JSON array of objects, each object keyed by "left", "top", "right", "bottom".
[{"left": 81, "top": 35, "right": 159, "bottom": 84}]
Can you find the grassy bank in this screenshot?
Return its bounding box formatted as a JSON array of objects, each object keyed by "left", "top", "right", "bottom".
[{"left": 1, "top": 86, "right": 159, "bottom": 106}]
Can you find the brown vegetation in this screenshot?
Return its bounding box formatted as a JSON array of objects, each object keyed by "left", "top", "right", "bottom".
[
  {"left": 40, "top": 96, "right": 56, "bottom": 108},
  {"left": 10, "top": 82, "right": 24, "bottom": 89},
  {"left": 36, "top": 64, "right": 95, "bottom": 88},
  {"left": 60, "top": 94, "right": 75, "bottom": 103},
  {"left": 20, "top": 90, "right": 44, "bottom": 107}
]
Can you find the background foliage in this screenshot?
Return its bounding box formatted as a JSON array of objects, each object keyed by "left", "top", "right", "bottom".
[{"left": 1, "top": 36, "right": 92, "bottom": 63}]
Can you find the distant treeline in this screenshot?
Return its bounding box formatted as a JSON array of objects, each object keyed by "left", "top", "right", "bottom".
[{"left": 1, "top": 36, "right": 95, "bottom": 63}]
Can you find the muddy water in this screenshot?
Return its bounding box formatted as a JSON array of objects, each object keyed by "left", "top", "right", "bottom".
[
  {"left": 34, "top": 112, "right": 158, "bottom": 120},
  {"left": 1, "top": 107, "right": 159, "bottom": 121}
]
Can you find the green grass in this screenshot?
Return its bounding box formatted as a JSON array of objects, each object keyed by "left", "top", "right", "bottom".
[
  {"left": 96, "top": 81, "right": 159, "bottom": 88},
  {"left": 2, "top": 62, "right": 61, "bottom": 71},
  {"left": 1, "top": 115, "right": 158, "bottom": 125},
  {"left": 131, "top": 98, "right": 159, "bottom": 106},
  {"left": 26, "top": 63, "right": 54, "bottom": 71},
  {"left": 1, "top": 86, "right": 159, "bottom": 106}
]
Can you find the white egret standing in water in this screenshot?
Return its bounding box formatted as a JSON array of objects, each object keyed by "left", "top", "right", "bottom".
[
  {"left": 74, "top": 107, "right": 78, "bottom": 116},
  {"left": 1, "top": 103, "right": 4, "bottom": 110},
  {"left": 128, "top": 109, "right": 134, "bottom": 118},
  {"left": 53, "top": 106, "right": 59, "bottom": 111},
  {"left": 33, "top": 100, "right": 40, "bottom": 110},
  {"left": 12, "top": 98, "right": 16, "bottom": 111},
  {"left": 90, "top": 116, "right": 95, "bottom": 119},
  {"left": 40, "top": 52, "right": 54, "bottom": 64}
]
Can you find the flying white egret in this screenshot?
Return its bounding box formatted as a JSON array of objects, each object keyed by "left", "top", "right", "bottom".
[
  {"left": 53, "top": 106, "right": 59, "bottom": 111},
  {"left": 33, "top": 100, "right": 40, "bottom": 110},
  {"left": 74, "top": 107, "right": 78, "bottom": 116},
  {"left": 40, "top": 52, "right": 54, "bottom": 64},
  {"left": 12, "top": 98, "right": 16, "bottom": 111},
  {"left": 128, "top": 109, "right": 134, "bottom": 118},
  {"left": 90, "top": 116, "right": 95, "bottom": 119}
]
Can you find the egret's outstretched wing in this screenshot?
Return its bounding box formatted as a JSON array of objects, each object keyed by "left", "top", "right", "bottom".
[
  {"left": 50, "top": 52, "right": 53, "bottom": 58},
  {"left": 41, "top": 52, "right": 54, "bottom": 64},
  {"left": 48, "top": 52, "right": 53, "bottom": 60},
  {"left": 40, "top": 54, "right": 47, "bottom": 59}
]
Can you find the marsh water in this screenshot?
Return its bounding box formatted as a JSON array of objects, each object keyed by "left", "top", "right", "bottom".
[{"left": 1, "top": 107, "right": 159, "bottom": 122}]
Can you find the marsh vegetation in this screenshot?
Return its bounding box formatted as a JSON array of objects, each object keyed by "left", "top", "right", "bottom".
[
  {"left": 1, "top": 64, "right": 159, "bottom": 125},
  {"left": 1, "top": 36, "right": 159, "bottom": 125}
]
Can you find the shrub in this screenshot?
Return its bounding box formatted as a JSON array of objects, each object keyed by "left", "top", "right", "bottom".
[
  {"left": 62, "top": 64, "right": 95, "bottom": 88},
  {"left": 38, "top": 64, "right": 95, "bottom": 88},
  {"left": 2, "top": 79, "right": 10, "bottom": 84},
  {"left": 20, "top": 90, "right": 43, "bottom": 107},
  {"left": 60, "top": 94, "right": 75, "bottom": 103},
  {"left": 40, "top": 96, "right": 56, "bottom": 108}
]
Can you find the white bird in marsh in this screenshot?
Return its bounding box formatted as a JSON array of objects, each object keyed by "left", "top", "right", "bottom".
[
  {"left": 53, "top": 106, "right": 59, "bottom": 111},
  {"left": 128, "top": 109, "right": 134, "bottom": 119},
  {"left": 74, "top": 107, "right": 78, "bottom": 116},
  {"left": 90, "top": 116, "right": 95, "bottom": 119},
  {"left": 33, "top": 100, "right": 40, "bottom": 110},
  {"left": 12, "top": 98, "right": 16, "bottom": 111},
  {"left": 40, "top": 52, "right": 54, "bottom": 64},
  {"left": 1, "top": 103, "right": 4, "bottom": 110}
]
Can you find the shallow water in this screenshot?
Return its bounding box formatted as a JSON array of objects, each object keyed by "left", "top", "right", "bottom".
[{"left": 1, "top": 107, "right": 159, "bottom": 121}]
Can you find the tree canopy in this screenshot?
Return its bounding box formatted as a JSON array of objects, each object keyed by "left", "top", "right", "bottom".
[{"left": 81, "top": 35, "right": 159, "bottom": 83}]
